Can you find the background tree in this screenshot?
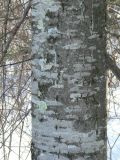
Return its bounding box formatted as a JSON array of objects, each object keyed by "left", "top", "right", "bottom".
[
  {"left": 0, "top": 0, "right": 31, "bottom": 159},
  {"left": 107, "top": 1, "right": 120, "bottom": 160}
]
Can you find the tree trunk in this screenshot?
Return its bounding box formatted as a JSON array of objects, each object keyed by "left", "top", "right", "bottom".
[{"left": 31, "top": 0, "right": 107, "bottom": 159}]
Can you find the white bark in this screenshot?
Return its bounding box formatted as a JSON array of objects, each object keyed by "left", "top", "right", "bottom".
[{"left": 32, "top": 0, "right": 107, "bottom": 159}]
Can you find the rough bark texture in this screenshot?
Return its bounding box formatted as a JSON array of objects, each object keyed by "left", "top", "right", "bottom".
[{"left": 31, "top": 0, "right": 107, "bottom": 160}]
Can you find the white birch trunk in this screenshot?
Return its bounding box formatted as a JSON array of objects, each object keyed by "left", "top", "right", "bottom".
[{"left": 31, "top": 0, "right": 107, "bottom": 159}]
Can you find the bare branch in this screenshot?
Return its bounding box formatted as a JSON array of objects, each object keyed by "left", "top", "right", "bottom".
[
  {"left": 0, "top": 0, "right": 31, "bottom": 63},
  {"left": 0, "top": 58, "right": 32, "bottom": 68},
  {"left": 105, "top": 53, "right": 120, "bottom": 81},
  {"left": 108, "top": 6, "right": 120, "bottom": 15}
]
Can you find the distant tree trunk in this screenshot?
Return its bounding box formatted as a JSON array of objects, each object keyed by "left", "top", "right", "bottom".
[{"left": 31, "top": 0, "right": 107, "bottom": 160}]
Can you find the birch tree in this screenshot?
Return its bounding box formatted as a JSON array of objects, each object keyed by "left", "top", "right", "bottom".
[{"left": 31, "top": 0, "right": 107, "bottom": 159}]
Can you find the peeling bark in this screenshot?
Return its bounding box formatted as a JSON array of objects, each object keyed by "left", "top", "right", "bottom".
[{"left": 32, "top": 0, "right": 107, "bottom": 160}]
